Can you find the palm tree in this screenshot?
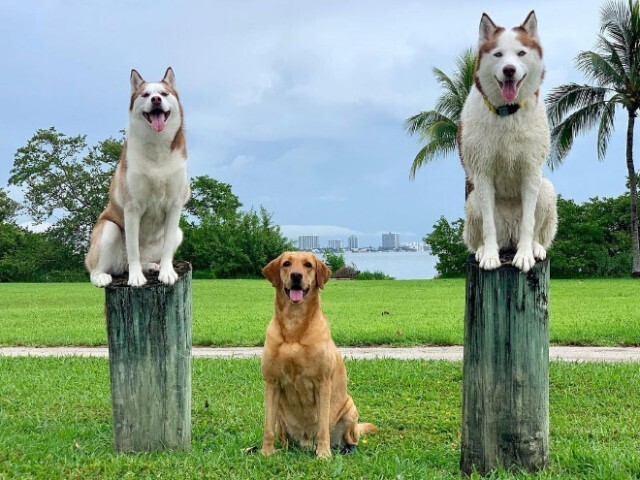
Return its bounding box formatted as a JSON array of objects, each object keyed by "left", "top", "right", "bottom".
[
  {"left": 405, "top": 48, "right": 477, "bottom": 182},
  {"left": 546, "top": 0, "right": 640, "bottom": 277}
]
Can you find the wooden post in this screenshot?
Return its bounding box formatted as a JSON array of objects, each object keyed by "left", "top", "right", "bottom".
[
  {"left": 105, "top": 261, "right": 192, "bottom": 452},
  {"left": 461, "top": 254, "right": 549, "bottom": 476}
]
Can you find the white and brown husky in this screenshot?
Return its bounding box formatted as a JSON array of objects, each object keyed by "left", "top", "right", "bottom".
[
  {"left": 461, "top": 11, "right": 557, "bottom": 273},
  {"left": 86, "top": 67, "right": 189, "bottom": 287}
]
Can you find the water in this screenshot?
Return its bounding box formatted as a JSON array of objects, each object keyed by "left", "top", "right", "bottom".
[{"left": 341, "top": 251, "right": 437, "bottom": 279}]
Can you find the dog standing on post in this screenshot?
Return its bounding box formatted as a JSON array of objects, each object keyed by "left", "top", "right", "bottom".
[
  {"left": 261, "top": 252, "right": 376, "bottom": 458},
  {"left": 86, "top": 67, "right": 189, "bottom": 287},
  {"left": 461, "top": 11, "right": 557, "bottom": 272}
]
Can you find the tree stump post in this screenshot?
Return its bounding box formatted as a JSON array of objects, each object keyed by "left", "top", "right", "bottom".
[
  {"left": 105, "top": 261, "right": 192, "bottom": 452},
  {"left": 461, "top": 255, "right": 549, "bottom": 476}
]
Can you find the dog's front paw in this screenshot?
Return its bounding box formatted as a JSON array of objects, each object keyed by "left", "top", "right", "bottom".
[
  {"left": 260, "top": 445, "right": 276, "bottom": 456},
  {"left": 478, "top": 246, "right": 500, "bottom": 270},
  {"left": 532, "top": 242, "right": 547, "bottom": 261},
  {"left": 513, "top": 248, "right": 536, "bottom": 272},
  {"left": 159, "top": 266, "right": 179, "bottom": 285},
  {"left": 316, "top": 446, "right": 332, "bottom": 459},
  {"left": 127, "top": 269, "right": 147, "bottom": 287},
  {"left": 91, "top": 273, "right": 112, "bottom": 288}
]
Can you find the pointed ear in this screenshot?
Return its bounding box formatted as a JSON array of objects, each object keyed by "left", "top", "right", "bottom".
[
  {"left": 315, "top": 257, "right": 331, "bottom": 290},
  {"left": 520, "top": 10, "right": 538, "bottom": 39},
  {"left": 162, "top": 67, "right": 176, "bottom": 88},
  {"left": 479, "top": 13, "right": 499, "bottom": 44},
  {"left": 130, "top": 69, "right": 144, "bottom": 94},
  {"left": 262, "top": 255, "right": 283, "bottom": 288}
]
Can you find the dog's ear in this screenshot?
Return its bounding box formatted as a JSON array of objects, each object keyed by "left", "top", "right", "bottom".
[
  {"left": 520, "top": 11, "right": 538, "bottom": 39},
  {"left": 479, "top": 13, "right": 499, "bottom": 44},
  {"left": 262, "top": 255, "right": 283, "bottom": 288},
  {"left": 315, "top": 257, "right": 331, "bottom": 290},
  {"left": 162, "top": 67, "right": 176, "bottom": 88},
  {"left": 130, "top": 69, "right": 145, "bottom": 94}
]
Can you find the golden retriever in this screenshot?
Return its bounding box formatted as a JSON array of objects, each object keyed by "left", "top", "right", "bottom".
[{"left": 260, "top": 252, "right": 376, "bottom": 458}]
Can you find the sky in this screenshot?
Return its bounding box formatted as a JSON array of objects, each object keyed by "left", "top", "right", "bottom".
[{"left": 0, "top": 0, "right": 630, "bottom": 248}]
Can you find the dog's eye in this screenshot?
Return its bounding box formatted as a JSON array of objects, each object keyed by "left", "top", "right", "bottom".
[
  {"left": 304, "top": 262, "right": 313, "bottom": 268},
  {"left": 282, "top": 261, "right": 291, "bottom": 267},
  {"left": 141, "top": 93, "right": 150, "bottom": 98},
  {"left": 493, "top": 52, "right": 503, "bottom": 57},
  {"left": 161, "top": 92, "right": 169, "bottom": 97},
  {"left": 518, "top": 50, "right": 527, "bottom": 56}
]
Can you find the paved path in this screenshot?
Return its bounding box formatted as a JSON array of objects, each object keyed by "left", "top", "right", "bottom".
[{"left": 1, "top": 346, "right": 639, "bottom": 362}]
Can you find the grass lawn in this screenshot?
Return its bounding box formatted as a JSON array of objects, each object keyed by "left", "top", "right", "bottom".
[
  {"left": 0, "top": 278, "right": 638, "bottom": 347},
  {"left": 0, "top": 358, "right": 638, "bottom": 479}
]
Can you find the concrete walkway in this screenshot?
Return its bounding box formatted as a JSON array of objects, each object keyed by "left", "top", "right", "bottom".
[{"left": 1, "top": 346, "right": 640, "bottom": 362}]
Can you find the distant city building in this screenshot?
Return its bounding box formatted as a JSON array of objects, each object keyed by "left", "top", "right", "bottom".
[
  {"left": 382, "top": 232, "right": 400, "bottom": 249},
  {"left": 348, "top": 235, "right": 359, "bottom": 249},
  {"left": 298, "top": 235, "right": 319, "bottom": 250},
  {"left": 327, "top": 240, "right": 342, "bottom": 250}
]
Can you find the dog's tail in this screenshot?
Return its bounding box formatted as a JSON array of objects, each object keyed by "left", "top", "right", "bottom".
[
  {"left": 345, "top": 422, "right": 377, "bottom": 445},
  {"left": 358, "top": 423, "right": 377, "bottom": 435}
]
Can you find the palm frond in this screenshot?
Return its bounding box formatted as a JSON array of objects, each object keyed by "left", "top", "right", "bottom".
[
  {"left": 409, "top": 123, "right": 458, "bottom": 179},
  {"left": 597, "top": 98, "right": 618, "bottom": 160},
  {"left": 576, "top": 49, "right": 627, "bottom": 87},
  {"left": 548, "top": 100, "right": 609, "bottom": 168},
  {"left": 545, "top": 83, "right": 609, "bottom": 125}
]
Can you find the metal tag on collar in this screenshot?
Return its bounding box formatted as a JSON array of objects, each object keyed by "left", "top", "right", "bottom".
[{"left": 496, "top": 104, "right": 519, "bottom": 117}]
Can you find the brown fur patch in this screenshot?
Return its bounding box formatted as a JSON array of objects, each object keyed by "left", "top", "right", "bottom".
[{"left": 512, "top": 27, "right": 543, "bottom": 58}]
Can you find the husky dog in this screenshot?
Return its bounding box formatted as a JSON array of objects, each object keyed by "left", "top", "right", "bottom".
[
  {"left": 461, "top": 11, "right": 557, "bottom": 273},
  {"left": 86, "top": 67, "right": 189, "bottom": 287}
]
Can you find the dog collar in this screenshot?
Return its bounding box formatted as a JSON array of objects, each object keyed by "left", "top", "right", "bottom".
[{"left": 483, "top": 97, "right": 525, "bottom": 117}]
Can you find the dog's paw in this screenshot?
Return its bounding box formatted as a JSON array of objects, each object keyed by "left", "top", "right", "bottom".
[
  {"left": 260, "top": 446, "right": 276, "bottom": 456},
  {"left": 478, "top": 246, "right": 500, "bottom": 270},
  {"left": 513, "top": 248, "right": 536, "bottom": 272},
  {"left": 316, "top": 447, "right": 332, "bottom": 459},
  {"left": 91, "top": 273, "right": 112, "bottom": 288},
  {"left": 159, "top": 266, "right": 179, "bottom": 285},
  {"left": 532, "top": 242, "right": 547, "bottom": 261},
  {"left": 127, "top": 269, "right": 147, "bottom": 287}
]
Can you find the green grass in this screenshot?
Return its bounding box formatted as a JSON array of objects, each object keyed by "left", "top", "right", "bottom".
[
  {"left": 0, "top": 358, "right": 638, "bottom": 479},
  {"left": 0, "top": 278, "right": 638, "bottom": 347}
]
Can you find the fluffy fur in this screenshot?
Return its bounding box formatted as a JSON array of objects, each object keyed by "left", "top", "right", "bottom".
[
  {"left": 261, "top": 252, "right": 376, "bottom": 458},
  {"left": 85, "top": 67, "right": 189, "bottom": 287},
  {"left": 461, "top": 11, "right": 557, "bottom": 272}
]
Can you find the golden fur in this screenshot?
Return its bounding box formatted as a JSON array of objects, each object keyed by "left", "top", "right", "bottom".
[{"left": 260, "top": 252, "right": 376, "bottom": 458}]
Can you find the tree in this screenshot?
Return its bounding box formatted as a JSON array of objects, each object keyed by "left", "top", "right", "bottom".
[
  {"left": 424, "top": 216, "right": 468, "bottom": 277},
  {"left": 179, "top": 175, "right": 294, "bottom": 278},
  {"left": 8, "top": 127, "right": 122, "bottom": 252},
  {"left": 545, "top": 0, "right": 640, "bottom": 277},
  {"left": 405, "top": 48, "right": 477, "bottom": 181},
  {"left": 0, "top": 188, "right": 19, "bottom": 224},
  {"left": 322, "top": 250, "right": 345, "bottom": 273}
]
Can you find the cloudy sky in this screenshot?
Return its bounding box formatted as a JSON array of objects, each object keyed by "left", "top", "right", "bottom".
[{"left": 0, "top": 0, "right": 628, "bottom": 247}]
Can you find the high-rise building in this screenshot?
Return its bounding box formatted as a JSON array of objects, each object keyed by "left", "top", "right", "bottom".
[
  {"left": 327, "top": 240, "right": 342, "bottom": 250},
  {"left": 298, "top": 235, "right": 319, "bottom": 250},
  {"left": 348, "top": 235, "right": 358, "bottom": 250},
  {"left": 382, "top": 232, "right": 400, "bottom": 249}
]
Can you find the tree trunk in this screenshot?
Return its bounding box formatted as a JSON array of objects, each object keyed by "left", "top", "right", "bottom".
[
  {"left": 105, "top": 261, "right": 192, "bottom": 452},
  {"left": 461, "top": 255, "right": 550, "bottom": 476},
  {"left": 626, "top": 111, "right": 640, "bottom": 277}
]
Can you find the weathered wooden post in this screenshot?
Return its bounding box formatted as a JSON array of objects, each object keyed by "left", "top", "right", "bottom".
[
  {"left": 461, "top": 254, "right": 549, "bottom": 476},
  {"left": 105, "top": 261, "right": 192, "bottom": 452}
]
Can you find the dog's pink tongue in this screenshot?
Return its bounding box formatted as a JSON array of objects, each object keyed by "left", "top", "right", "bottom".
[
  {"left": 501, "top": 80, "right": 518, "bottom": 103},
  {"left": 150, "top": 112, "right": 166, "bottom": 132},
  {"left": 289, "top": 289, "right": 304, "bottom": 302}
]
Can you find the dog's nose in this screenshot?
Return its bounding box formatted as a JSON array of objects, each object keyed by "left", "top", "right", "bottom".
[
  {"left": 290, "top": 272, "right": 303, "bottom": 282},
  {"left": 151, "top": 95, "right": 162, "bottom": 105},
  {"left": 503, "top": 65, "right": 516, "bottom": 78}
]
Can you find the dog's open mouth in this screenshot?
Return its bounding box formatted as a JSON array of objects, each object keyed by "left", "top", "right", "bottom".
[
  {"left": 143, "top": 109, "right": 171, "bottom": 132},
  {"left": 495, "top": 74, "right": 526, "bottom": 103},
  {"left": 285, "top": 287, "right": 309, "bottom": 304}
]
